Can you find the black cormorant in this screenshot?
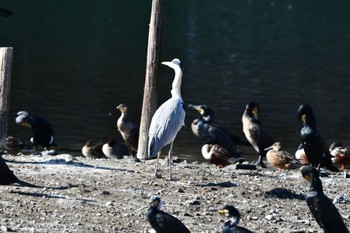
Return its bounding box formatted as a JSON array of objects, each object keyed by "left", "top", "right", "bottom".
[
  {"left": 301, "top": 166, "right": 349, "bottom": 233},
  {"left": 242, "top": 101, "right": 275, "bottom": 167},
  {"left": 189, "top": 104, "right": 249, "bottom": 154},
  {"left": 297, "top": 104, "right": 339, "bottom": 172},
  {"left": 219, "top": 205, "right": 254, "bottom": 233},
  {"left": 146, "top": 195, "right": 191, "bottom": 233},
  {"left": 15, "top": 111, "right": 56, "bottom": 151},
  {"left": 116, "top": 103, "right": 139, "bottom": 156}
]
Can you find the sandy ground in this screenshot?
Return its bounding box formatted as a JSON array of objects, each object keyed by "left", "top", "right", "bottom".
[{"left": 0, "top": 153, "right": 349, "bottom": 233}]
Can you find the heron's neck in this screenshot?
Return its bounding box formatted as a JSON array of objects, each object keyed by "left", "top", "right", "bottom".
[{"left": 170, "top": 68, "right": 183, "bottom": 100}]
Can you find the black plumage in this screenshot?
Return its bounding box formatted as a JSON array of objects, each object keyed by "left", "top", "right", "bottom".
[
  {"left": 0, "top": 156, "right": 19, "bottom": 185},
  {"left": 301, "top": 166, "right": 349, "bottom": 233},
  {"left": 0, "top": 156, "right": 37, "bottom": 187},
  {"left": 242, "top": 101, "right": 275, "bottom": 167},
  {"left": 146, "top": 195, "right": 191, "bottom": 233},
  {"left": 189, "top": 104, "right": 247, "bottom": 154},
  {"left": 116, "top": 104, "right": 139, "bottom": 156},
  {"left": 297, "top": 104, "right": 339, "bottom": 172},
  {"left": 219, "top": 205, "right": 254, "bottom": 233},
  {"left": 15, "top": 111, "right": 56, "bottom": 150}
]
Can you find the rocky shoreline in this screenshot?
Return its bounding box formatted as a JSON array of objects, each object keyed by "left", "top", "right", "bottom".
[{"left": 0, "top": 153, "right": 349, "bottom": 232}]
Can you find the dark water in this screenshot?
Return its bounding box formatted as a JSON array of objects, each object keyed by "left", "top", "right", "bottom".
[{"left": 1, "top": 1, "right": 350, "bottom": 162}]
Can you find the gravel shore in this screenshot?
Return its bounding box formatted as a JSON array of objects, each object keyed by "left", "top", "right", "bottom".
[{"left": 0, "top": 153, "right": 349, "bottom": 233}]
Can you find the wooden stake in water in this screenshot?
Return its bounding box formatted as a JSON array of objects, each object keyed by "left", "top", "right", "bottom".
[
  {"left": 137, "top": 0, "right": 165, "bottom": 160},
  {"left": 0, "top": 47, "right": 13, "bottom": 150}
]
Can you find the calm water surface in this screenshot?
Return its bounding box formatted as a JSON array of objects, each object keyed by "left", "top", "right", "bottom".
[{"left": 1, "top": 1, "right": 349, "bottom": 162}]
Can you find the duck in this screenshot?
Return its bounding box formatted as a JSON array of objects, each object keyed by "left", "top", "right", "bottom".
[
  {"left": 146, "top": 195, "right": 191, "bottom": 233},
  {"left": 201, "top": 144, "right": 244, "bottom": 169},
  {"left": 329, "top": 142, "right": 350, "bottom": 178},
  {"left": 301, "top": 166, "right": 349, "bottom": 233},
  {"left": 15, "top": 111, "right": 57, "bottom": 151},
  {"left": 5, "top": 136, "right": 34, "bottom": 154},
  {"left": 188, "top": 104, "right": 250, "bottom": 154},
  {"left": 219, "top": 205, "right": 254, "bottom": 233},
  {"left": 102, "top": 138, "right": 128, "bottom": 159},
  {"left": 116, "top": 103, "right": 139, "bottom": 156},
  {"left": 295, "top": 143, "right": 309, "bottom": 165},
  {"left": 297, "top": 104, "right": 339, "bottom": 172},
  {"left": 242, "top": 101, "right": 275, "bottom": 168},
  {"left": 264, "top": 142, "right": 301, "bottom": 171},
  {"left": 81, "top": 140, "right": 105, "bottom": 159}
]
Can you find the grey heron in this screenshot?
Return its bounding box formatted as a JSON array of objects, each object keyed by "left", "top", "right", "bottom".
[
  {"left": 242, "top": 101, "right": 275, "bottom": 168},
  {"left": 15, "top": 111, "right": 56, "bottom": 151},
  {"left": 148, "top": 58, "right": 185, "bottom": 180},
  {"left": 297, "top": 104, "right": 339, "bottom": 172},
  {"left": 146, "top": 195, "right": 191, "bottom": 233},
  {"left": 116, "top": 103, "right": 139, "bottom": 156}
]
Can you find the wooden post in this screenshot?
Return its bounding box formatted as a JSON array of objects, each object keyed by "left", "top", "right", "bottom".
[
  {"left": 0, "top": 47, "right": 13, "bottom": 150},
  {"left": 137, "top": 0, "right": 165, "bottom": 160}
]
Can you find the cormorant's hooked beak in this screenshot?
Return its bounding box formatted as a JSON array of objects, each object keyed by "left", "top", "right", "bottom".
[
  {"left": 264, "top": 145, "right": 273, "bottom": 151},
  {"left": 19, "top": 121, "right": 31, "bottom": 128},
  {"left": 218, "top": 209, "right": 229, "bottom": 216},
  {"left": 188, "top": 104, "right": 204, "bottom": 115}
]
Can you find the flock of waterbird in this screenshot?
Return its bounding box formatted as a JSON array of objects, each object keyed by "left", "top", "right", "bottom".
[{"left": 2, "top": 58, "right": 349, "bottom": 232}]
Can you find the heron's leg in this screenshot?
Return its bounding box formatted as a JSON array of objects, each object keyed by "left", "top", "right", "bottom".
[
  {"left": 168, "top": 141, "right": 174, "bottom": 180},
  {"left": 155, "top": 151, "right": 161, "bottom": 178}
]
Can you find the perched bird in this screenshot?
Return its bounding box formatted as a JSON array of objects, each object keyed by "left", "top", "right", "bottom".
[
  {"left": 330, "top": 142, "right": 350, "bottom": 178},
  {"left": 148, "top": 58, "right": 186, "bottom": 180},
  {"left": 264, "top": 142, "right": 301, "bottom": 171},
  {"left": 102, "top": 138, "right": 128, "bottom": 159},
  {"left": 188, "top": 104, "right": 249, "bottom": 154},
  {"left": 15, "top": 111, "right": 56, "bottom": 151},
  {"left": 242, "top": 101, "right": 275, "bottom": 167},
  {"left": 201, "top": 144, "right": 244, "bottom": 169},
  {"left": 5, "top": 136, "right": 34, "bottom": 154},
  {"left": 219, "top": 205, "right": 254, "bottom": 233},
  {"left": 116, "top": 103, "right": 139, "bottom": 156},
  {"left": 295, "top": 143, "right": 309, "bottom": 165},
  {"left": 301, "top": 166, "right": 349, "bottom": 233},
  {"left": 146, "top": 195, "right": 191, "bottom": 233},
  {"left": 81, "top": 140, "right": 105, "bottom": 159},
  {"left": 297, "top": 104, "right": 339, "bottom": 172},
  {"left": 0, "top": 156, "right": 37, "bottom": 187}
]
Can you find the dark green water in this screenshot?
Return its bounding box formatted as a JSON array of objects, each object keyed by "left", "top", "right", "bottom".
[{"left": 1, "top": 1, "right": 349, "bottom": 162}]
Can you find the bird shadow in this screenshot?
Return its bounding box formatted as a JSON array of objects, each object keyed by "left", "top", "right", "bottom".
[
  {"left": 265, "top": 188, "right": 305, "bottom": 200},
  {"left": 9, "top": 190, "right": 95, "bottom": 203},
  {"left": 192, "top": 180, "right": 237, "bottom": 188},
  {"left": 5, "top": 158, "right": 135, "bottom": 173}
]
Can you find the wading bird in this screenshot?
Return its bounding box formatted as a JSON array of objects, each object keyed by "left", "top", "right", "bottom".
[
  {"left": 116, "top": 103, "right": 139, "bottom": 156},
  {"left": 301, "top": 166, "right": 349, "bottom": 233},
  {"left": 148, "top": 58, "right": 186, "bottom": 180},
  {"left": 297, "top": 104, "right": 339, "bottom": 172},
  {"left": 219, "top": 205, "right": 254, "bottom": 233},
  {"left": 265, "top": 142, "right": 301, "bottom": 171},
  {"left": 146, "top": 195, "right": 191, "bottom": 233},
  {"left": 15, "top": 111, "right": 56, "bottom": 151},
  {"left": 242, "top": 101, "right": 275, "bottom": 167}
]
